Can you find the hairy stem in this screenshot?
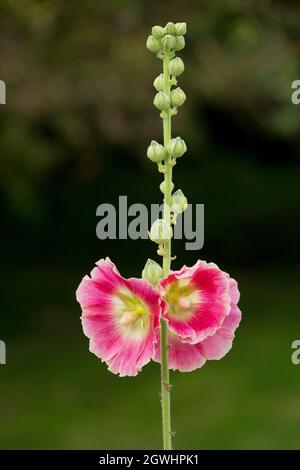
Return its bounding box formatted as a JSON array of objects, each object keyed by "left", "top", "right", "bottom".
[{"left": 160, "top": 50, "right": 173, "bottom": 450}]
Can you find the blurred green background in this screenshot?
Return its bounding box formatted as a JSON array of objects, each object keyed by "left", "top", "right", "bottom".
[{"left": 1, "top": 0, "right": 300, "bottom": 449}]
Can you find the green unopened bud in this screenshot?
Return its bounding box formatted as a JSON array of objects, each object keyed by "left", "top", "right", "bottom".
[
  {"left": 162, "top": 34, "right": 175, "bottom": 50},
  {"left": 171, "top": 189, "right": 188, "bottom": 214},
  {"left": 147, "top": 140, "right": 166, "bottom": 163},
  {"left": 153, "top": 74, "right": 164, "bottom": 92},
  {"left": 160, "top": 180, "right": 174, "bottom": 194},
  {"left": 146, "top": 35, "right": 161, "bottom": 53},
  {"left": 169, "top": 57, "right": 185, "bottom": 77},
  {"left": 152, "top": 25, "right": 165, "bottom": 39},
  {"left": 150, "top": 219, "right": 173, "bottom": 244},
  {"left": 142, "top": 259, "right": 163, "bottom": 286},
  {"left": 175, "top": 22, "right": 187, "bottom": 36},
  {"left": 153, "top": 92, "right": 170, "bottom": 111},
  {"left": 165, "top": 22, "right": 176, "bottom": 35},
  {"left": 169, "top": 137, "right": 187, "bottom": 158},
  {"left": 174, "top": 35, "right": 185, "bottom": 51},
  {"left": 170, "top": 87, "right": 186, "bottom": 107}
]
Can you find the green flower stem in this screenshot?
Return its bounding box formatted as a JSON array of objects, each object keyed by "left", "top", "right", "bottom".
[{"left": 160, "top": 50, "right": 173, "bottom": 450}]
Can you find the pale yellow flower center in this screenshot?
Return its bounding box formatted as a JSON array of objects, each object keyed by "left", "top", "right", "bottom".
[
  {"left": 113, "top": 289, "right": 150, "bottom": 339},
  {"left": 164, "top": 279, "right": 199, "bottom": 320},
  {"left": 119, "top": 304, "right": 145, "bottom": 326}
]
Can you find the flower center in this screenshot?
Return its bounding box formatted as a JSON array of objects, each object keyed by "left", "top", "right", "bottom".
[
  {"left": 114, "top": 289, "right": 150, "bottom": 339},
  {"left": 120, "top": 304, "right": 145, "bottom": 326},
  {"left": 164, "top": 279, "right": 199, "bottom": 320}
]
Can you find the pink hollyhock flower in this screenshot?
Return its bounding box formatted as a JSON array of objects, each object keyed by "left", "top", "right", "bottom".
[
  {"left": 154, "top": 261, "right": 241, "bottom": 372},
  {"left": 76, "top": 258, "right": 161, "bottom": 377}
]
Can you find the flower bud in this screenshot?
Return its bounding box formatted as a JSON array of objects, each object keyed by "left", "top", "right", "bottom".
[
  {"left": 150, "top": 219, "right": 173, "bottom": 244},
  {"left": 159, "top": 180, "right": 174, "bottom": 194},
  {"left": 175, "top": 22, "right": 187, "bottom": 36},
  {"left": 165, "top": 22, "right": 176, "bottom": 35},
  {"left": 169, "top": 137, "right": 187, "bottom": 158},
  {"left": 170, "top": 87, "right": 186, "bottom": 107},
  {"left": 162, "top": 34, "right": 175, "bottom": 50},
  {"left": 169, "top": 57, "right": 185, "bottom": 77},
  {"left": 174, "top": 35, "right": 185, "bottom": 51},
  {"left": 142, "top": 259, "right": 163, "bottom": 286},
  {"left": 153, "top": 92, "right": 170, "bottom": 111},
  {"left": 171, "top": 189, "right": 188, "bottom": 214},
  {"left": 146, "top": 35, "right": 161, "bottom": 53},
  {"left": 153, "top": 74, "right": 164, "bottom": 92},
  {"left": 147, "top": 140, "right": 166, "bottom": 163},
  {"left": 152, "top": 25, "right": 165, "bottom": 39}
]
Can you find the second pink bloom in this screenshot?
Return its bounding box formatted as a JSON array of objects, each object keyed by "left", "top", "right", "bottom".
[{"left": 154, "top": 261, "right": 241, "bottom": 372}]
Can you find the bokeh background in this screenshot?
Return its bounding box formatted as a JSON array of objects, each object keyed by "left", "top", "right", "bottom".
[{"left": 1, "top": 0, "right": 300, "bottom": 449}]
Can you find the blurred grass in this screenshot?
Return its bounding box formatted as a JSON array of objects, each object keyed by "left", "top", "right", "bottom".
[{"left": 0, "top": 265, "right": 299, "bottom": 449}]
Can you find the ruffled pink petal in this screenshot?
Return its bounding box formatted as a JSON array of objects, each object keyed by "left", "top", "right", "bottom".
[
  {"left": 91, "top": 257, "right": 126, "bottom": 290},
  {"left": 153, "top": 331, "right": 206, "bottom": 372},
  {"left": 76, "top": 257, "right": 127, "bottom": 307},
  {"left": 107, "top": 336, "right": 156, "bottom": 377},
  {"left": 83, "top": 314, "right": 124, "bottom": 362},
  {"left": 229, "top": 277, "right": 240, "bottom": 304},
  {"left": 76, "top": 258, "right": 161, "bottom": 377},
  {"left": 154, "top": 304, "right": 241, "bottom": 372},
  {"left": 200, "top": 305, "right": 241, "bottom": 360}
]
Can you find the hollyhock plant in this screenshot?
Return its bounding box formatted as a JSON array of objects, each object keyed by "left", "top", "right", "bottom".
[{"left": 76, "top": 21, "right": 241, "bottom": 450}]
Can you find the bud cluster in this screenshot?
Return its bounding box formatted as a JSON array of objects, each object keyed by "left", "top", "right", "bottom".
[
  {"left": 146, "top": 22, "right": 186, "bottom": 56},
  {"left": 146, "top": 21, "right": 188, "bottom": 168},
  {"left": 146, "top": 21, "right": 188, "bottom": 258}
]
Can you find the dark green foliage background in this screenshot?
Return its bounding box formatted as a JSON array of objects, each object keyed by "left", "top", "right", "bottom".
[{"left": 0, "top": 0, "right": 299, "bottom": 449}]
